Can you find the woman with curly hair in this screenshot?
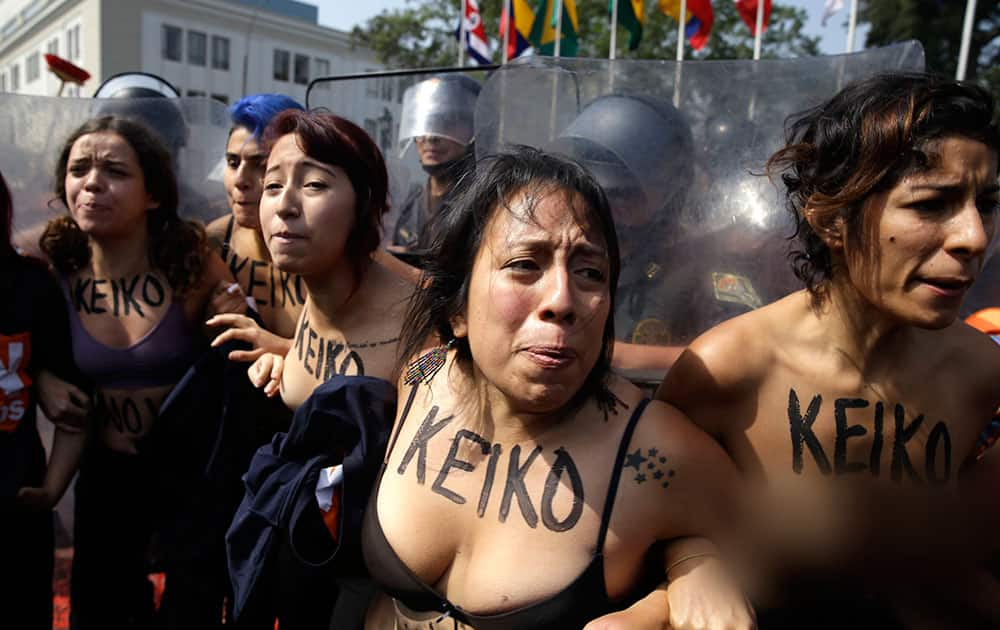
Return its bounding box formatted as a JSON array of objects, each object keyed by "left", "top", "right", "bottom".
[
  {"left": 40, "top": 114, "right": 244, "bottom": 629},
  {"left": 658, "top": 73, "right": 1000, "bottom": 627}
]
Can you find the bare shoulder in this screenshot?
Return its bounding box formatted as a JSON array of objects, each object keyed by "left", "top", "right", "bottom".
[
  {"left": 204, "top": 214, "right": 231, "bottom": 245},
  {"left": 936, "top": 320, "right": 1000, "bottom": 411},
  {"left": 184, "top": 249, "right": 235, "bottom": 313}
]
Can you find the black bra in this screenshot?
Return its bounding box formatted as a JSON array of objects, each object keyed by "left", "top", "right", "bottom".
[{"left": 362, "top": 390, "right": 651, "bottom": 629}]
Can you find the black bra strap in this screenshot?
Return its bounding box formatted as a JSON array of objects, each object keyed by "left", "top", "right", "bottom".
[
  {"left": 221, "top": 214, "right": 235, "bottom": 259},
  {"left": 597, "top": 397, "right": 651, "bottom": 551}
]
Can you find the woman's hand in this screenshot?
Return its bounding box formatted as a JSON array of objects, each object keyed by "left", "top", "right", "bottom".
[
  {"left": 663, "top": 554, "right": 756, "bottom": 630},
  {"left": 207, "top": 280, "right": 251, "bottom": 318},
  {"left": 248, "top": 352, "right": 284, "bottom": 398},
  {"left": 583, "top": 586, "right": 670, "bottom": 630},
  {"left": 16, "top": 486, "right": 57, "bottom": 511},
  {"left": 207, "top": 313, "right": 293, "bottom": 362},
  {"left": 35, "top": 370, "right": 89, "bottom": 432}
]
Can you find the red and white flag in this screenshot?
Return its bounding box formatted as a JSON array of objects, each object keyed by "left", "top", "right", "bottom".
[{"left": 458, "top": 0, "right": 492, "bottom": 65}]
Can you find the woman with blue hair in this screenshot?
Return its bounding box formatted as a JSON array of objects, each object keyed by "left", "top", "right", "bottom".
[{"left": 207, "top": 94, "right": 306, "bottom": 359}]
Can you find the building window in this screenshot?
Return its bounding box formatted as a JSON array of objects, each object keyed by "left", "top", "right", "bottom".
[
  {"left": 273, "top": 49, "right": 289, "bottom": 81},
  {"left": 186, "top": 89, "right": 206, "bottom": 98},
  {"left": 47, "top": 38, "right": 58, "bottom": 55},
  {"left": 365, "top": 69, "right": 377, "bottom": 96},
  {"left": 26, "top": 53, "right": 39, "bottom": 83},
  {"left": 10, "top": 65, "right": 19, "bottom": 91},
  {"left": 0, "top": 73, "right": 6, "bottom": 92},
  {"left": 363, "top": 118, "right": 377, "bottom": 139},
  {"left": 67, "top": 24, "right": 80, "bottom": 60},
  {"left": 162, "top": 24, "right": 182, "bottom": 61},
  {"left": 313, "top": 58, "right": 329, "bottom": 89},
  {"left": 211, "top": 36, "right": 229, "bottom": 70},
  {"left": 293, "top": 53, "right": 309, "bottom": 85},
  {"left": 211, "top": 93, "right": 229, "bottom": 104},
  {"left": 187, "top": 31, "right": 206, "bottom": 66},
  {"left": 379, "top": 77, "right": 393, "bottom": 102}
]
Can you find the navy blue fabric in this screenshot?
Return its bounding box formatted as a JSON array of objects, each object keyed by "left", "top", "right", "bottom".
[{"left": 226, "top": 375, "right": 396, "bottom": 620}]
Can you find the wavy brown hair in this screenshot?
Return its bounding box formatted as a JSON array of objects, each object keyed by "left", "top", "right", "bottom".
[
  {"left": 41, "top": 115, "right": 208, "bottom": 295},
  {"left": 766, "top": 72, "right": 1000, "bottom": 301}
]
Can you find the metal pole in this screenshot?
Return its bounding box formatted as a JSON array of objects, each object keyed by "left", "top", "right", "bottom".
[
  {"left": 610, "top": 0, "right": 619, "bottom": 60},
  {"left": 846, "top": 0, "right": 858, "bottom": 53},
  {"left": 956, "top": 0, "right": 977, "bottom": 80},
  {"left": 458, "top": 0, "right": 465, "bottom": 67},
  {"left": 752, "top": 0, "right": 764, "bottom": 60},
  {"left": 675, "top": 0, "right": 686, "bottom": 62},
  {"left": 554, "top": 0, "right": 563, "bottom": 58},
  {"left": 502, "top": 0, "right": 511, "bottom": 63}
]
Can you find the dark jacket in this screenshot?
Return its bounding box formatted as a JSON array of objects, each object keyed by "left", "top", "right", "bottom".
[{"left": 225, "top": 375, "right": 396, "bottom": 620}]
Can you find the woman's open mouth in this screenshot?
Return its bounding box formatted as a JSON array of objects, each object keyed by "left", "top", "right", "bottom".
[{"left": 522, "top": 346, "right": 577, "bottom": 369}]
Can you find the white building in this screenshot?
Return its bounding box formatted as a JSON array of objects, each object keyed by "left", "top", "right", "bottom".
[{"left": 0, "top": 0, "right": 394, "bottom": 110}]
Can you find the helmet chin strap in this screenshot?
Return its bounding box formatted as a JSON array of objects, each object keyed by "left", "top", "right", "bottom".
[{"left": 420, "top": 158, "right": 459, "bottom": 178}]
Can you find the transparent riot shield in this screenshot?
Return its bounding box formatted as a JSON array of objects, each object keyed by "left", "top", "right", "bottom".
[
  {"left": 308, "top": 67, "right": 492, "bottom": 249},
  {"left": 475, "top": 42, "right": 925, "bottom": 382},
  {"left": 1, "top": 93, "right": 231, "bottom": 253}
]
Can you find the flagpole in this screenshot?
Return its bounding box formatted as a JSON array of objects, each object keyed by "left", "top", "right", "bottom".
[
  {"left": 676, "top": 0, "right": 686, "bottom": 62},
  {"left": 956, "top": 0, "right": 977, "bottom": 80},
  {"left": 502, "top": 0, "right": 511, "bottom": 64},
  {"left": 458, "top": 0, "right": 465, "bottom": 66},
  {"left": 610, "top": 0, "right": 619, "bottom": 60},
  {"left": 673, "top": 0, "right": 685, "bottom": 107},
  {"left": 555, "top": 0, "right": 564, "bottom": 58},
  {"left": 845, "top": 0, "right": 858, "bottom": 53},
  {"left": 753, "top": 0, "right": 764, "bottom": 60}
]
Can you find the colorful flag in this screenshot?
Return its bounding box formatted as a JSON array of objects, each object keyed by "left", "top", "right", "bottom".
[
  {"left": 457, "top": 0, "right": 492, "bottom": 65},
  {"left": 611, "top": 0, "right": 645, "bottom": 51},
  {"left": 822, "top": 0, "right": 844, "bottom": 27},
  {"left": 734, "top": 0, "right": 771, "bottom": 35},
  {"left": 500, "top": 0, "right": 534, "bottom": 60},
  {"left": 658, "top": 0, "right": 714, "bottom": 50},
  {"left": 529, "top": 0, "right": 579, "bottom": 57}
]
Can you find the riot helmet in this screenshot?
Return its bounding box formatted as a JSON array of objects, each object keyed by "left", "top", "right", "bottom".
[
  {"left": 92, "top": 72, "right": 188, "bottom": 157},
  {"left": 549, "top": 94, "right": 694, "bottom": 229},
  {"left": 398, "top": 74, "right": 481, "bottom": 176}
]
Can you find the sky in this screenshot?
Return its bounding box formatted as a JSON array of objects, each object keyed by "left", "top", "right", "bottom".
[{"left": 313, "top": 0, "right": 868, "bottom": 56}]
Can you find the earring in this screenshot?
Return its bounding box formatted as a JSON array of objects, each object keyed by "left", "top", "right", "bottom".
[{"left": 404, "top": 338, "right": 456, "bottom": 386}]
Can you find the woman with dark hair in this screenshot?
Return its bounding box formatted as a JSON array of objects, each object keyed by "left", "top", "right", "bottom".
[
  {"left": 206, "top": 94, "right": 306, "bottom": 354},
  {"left": 248, "top": 109, "right": 415, "bottom": 401},
  {"left": 0, "top": 167, "right": 89, "bottom": 629},
  {"left": 360, "top": 146, "right": 752, "bottom": 629},
  {"left": 39, "top": 114, "right": 244, "bottom": 629},
  {"left": 658, "top": 73, "right": 1000, "bottom": 626}
]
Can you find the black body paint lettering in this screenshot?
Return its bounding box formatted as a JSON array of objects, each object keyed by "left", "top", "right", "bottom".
[
  {"left": 142, "top": 275, "right": 165, "bottom": 307},
  {"left": 891, "top": 404, "right": 924, "bottom": 483},
  {"left": 89, "top": 279, "right": 107, "bottom": 314},
  {"left": 120, "top": 276, "right": 143, "bottom": 317},
  {"left": 340, "top": 351, "right": 363, "bottom": 376},
  {"left": 477, "top": 444, "right": 503, "bottom": 518},
  {"left": 73, "top": 278, "right": 92, "bottom": 313},
  {"left": 269, "top": 263, "right": 277, "bottom": 307},
  {"left": 540, "top": 447, "right": 584, "bottom": 532},
  {"left": 788, "top": 388, "right": 831, "bottom": 474},
  {"left": 870, "top": 401, "right": 884, "bottom": 476},
  {"left": 295, "top": 316, "right": 309, "bottom": 361},
  {"left": 432, "top": 429, "right": 491, "bottom": 505},
  {"left": 120, "top": 397, "right": 142, "bottom": 433},
  {"left": 110, "top": 277, "right": 120, "bottom": 316},
  {"left": 304, "top": 328, "right": 318, "bottom": 376},
  {"left": 924, "top": 421, "right": 952, "bottom": 484},
  {"left": 280, "top": 270, "right": 295, "bottom": 306},
  {"left": 228, "top": 252, "right": 249, "bottom": 279},
  {"left": 499, "top": 445, "right": 541, "bottom": 528},
  {"left": 295, "top": 275, "right": 306, "bottom": 304},
  {"left": 248, "top": 260, "right": 267, "bottom": 304},
  {"left": 396, "top": 406, "right": 454, "bottom": 484},
  {"left": 324, "top": 342, "right": 343, "bottom": 382},
  {"left": 834, "top": 398, "right": 869, "bottom": 474}
]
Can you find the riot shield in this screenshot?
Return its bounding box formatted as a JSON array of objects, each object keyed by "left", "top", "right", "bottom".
[
  {"left": 475, "top": 42, "right": 925, "bottom": 377},
  {"left": 1, "top": 93, "right": 231, "bottom": 251},
  {"left": 308, "top": 67, "right": 491, "bottom": 247}
]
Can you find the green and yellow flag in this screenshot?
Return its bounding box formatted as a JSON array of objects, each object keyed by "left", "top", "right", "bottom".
[
  {"left": 529, "top": 0, "right": 579, "bottom": 57},
  {"left": 611, "top": 0, "right": 644, "bottom": 51}
]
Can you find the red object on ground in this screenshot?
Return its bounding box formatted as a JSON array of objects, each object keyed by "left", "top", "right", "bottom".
[{"left": 44, "top": 54, "right": 90, "bottom": 85}]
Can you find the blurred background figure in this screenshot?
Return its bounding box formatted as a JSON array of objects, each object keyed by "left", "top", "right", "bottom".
[{"left": 390, "top": 73, "right": 480, "bottom": 255}]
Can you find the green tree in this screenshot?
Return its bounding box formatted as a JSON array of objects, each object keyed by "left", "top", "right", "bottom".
[
  {"left": 351, "top": 0, "right": 819, "bottom": 69},
  {"left": 859, "top": 0, "right": 999, "bottom": 114}
]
